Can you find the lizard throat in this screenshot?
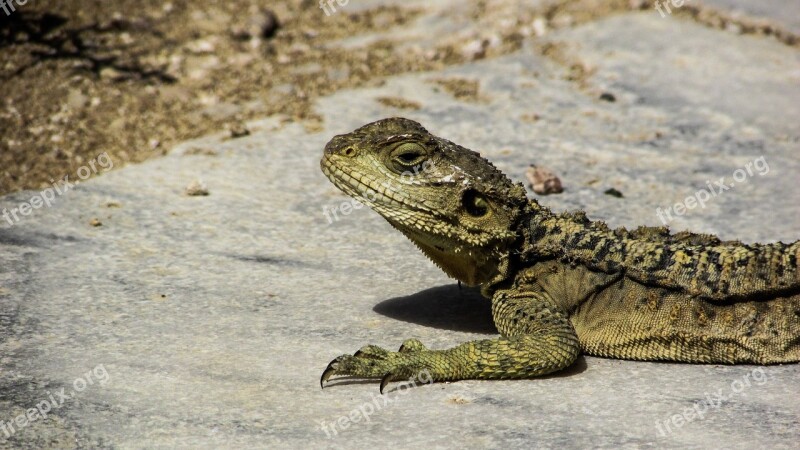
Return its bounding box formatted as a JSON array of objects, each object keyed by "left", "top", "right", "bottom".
[{"left": 390, "top": 221, "right": 497, "bottom": 286}]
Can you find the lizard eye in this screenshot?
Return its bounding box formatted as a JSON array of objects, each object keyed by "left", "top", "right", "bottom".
[
  {"left": 462, "top": 189, "right": 489, "bottom": 217},
  {"left": 390, "top": 142, "right": 427, "bottom": 169}
]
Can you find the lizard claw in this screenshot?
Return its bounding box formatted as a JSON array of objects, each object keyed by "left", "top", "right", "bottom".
[
  {"left": 379, "top": 372, "right": 394, "bottom": 395},
  {"left": 320, "top": 359, "right": 339, "bottom": 388}
]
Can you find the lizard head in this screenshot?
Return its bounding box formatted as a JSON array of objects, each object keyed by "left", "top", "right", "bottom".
[{"left": 321, "top": 117, "right": 529, "bottom": 287}]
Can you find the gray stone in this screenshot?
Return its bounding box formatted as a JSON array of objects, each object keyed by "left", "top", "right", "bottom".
[{"left": 1, "top": 5, "right": 798, "bottom": 450}]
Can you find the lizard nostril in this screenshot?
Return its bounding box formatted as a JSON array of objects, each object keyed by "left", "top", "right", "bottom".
[{"left": 343, "top": 147, "right": 355, "bottom": 157}]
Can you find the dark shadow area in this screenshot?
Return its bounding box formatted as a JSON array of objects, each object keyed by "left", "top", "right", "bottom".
[
  {"left": 0, "top": 11, "right": 175, "bottom": 81},
  {"left": 539, "top": 355, "right": 588, "bottom": 378},
  {"left": 373, "top": 284, "right": 496, "bottom": 334},
  {"left": 219, "top": 252, "right": 310, "bottom": 268},
  {"left": 0, "top": 230, "right": 82, "bottom": 248}
]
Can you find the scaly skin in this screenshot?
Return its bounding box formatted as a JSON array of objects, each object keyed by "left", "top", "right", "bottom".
[{"left": 319, "top": 118, "right": 800, "bottom": 392}]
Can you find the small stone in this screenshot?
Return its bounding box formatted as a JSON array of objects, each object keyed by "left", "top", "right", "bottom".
[
  {"left": 526, "top": 165, "right": 563, "bottom": 195},
  {"left": 520, "top": 113, "right": 541, "bottom": 123},
  {"left": 461, "top": 39, "right": 487, "bottom": 61},
  {"left": 599, "top": 92, "right": 616, "bottom": 102},
  {"left": 66, "top": 89, "right": 88, "bottom": 109},
  {"left": 185, "top": 179, "right": 210, "bottom": 196},
  {"left": 119, "top": 32, "right": 134, "bottom": 45},
  {"left": 227, "top": 122, "right": 250, "bottom": 138},
  {"left": 100, "top": 67, "right": 125, "bottom": 81},
  {"left": 604, "top": 188, "right": 624, "bottom": 198},
  {"left": 253, "top": 9, "right": 280, "bottom": 39},
  {"left": 186, "top": 39, "right": 216, "bottom": 54},
  {"left": 532, "top": 17, "right": 547, "bottom": 37},
  {"left": 89, "top": 218, "right": 102, "bottom": 227},
  {"left": 485, "top": 34, "right": 502, "bottom": 49}
]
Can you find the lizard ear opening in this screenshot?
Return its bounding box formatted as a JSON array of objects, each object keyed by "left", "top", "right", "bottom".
[{"left": 463, "top": 189, "right": 490, "bottom": 217}]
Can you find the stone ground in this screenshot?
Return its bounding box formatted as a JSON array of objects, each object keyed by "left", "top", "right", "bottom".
[{"left": 1, "top": 1, "right": 799, "bottom": 448}]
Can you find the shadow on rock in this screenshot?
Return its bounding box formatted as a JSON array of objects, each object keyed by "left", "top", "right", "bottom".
[{"left": 373, "top": 284, "right": 496, "bottom": 334}]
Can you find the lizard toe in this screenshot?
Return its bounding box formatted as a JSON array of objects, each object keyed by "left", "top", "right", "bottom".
[
  {"left": 353, "top": 344, "right": 390, "bottom": 359},
  {"left": 398, "top": 338, "right": 427, "bottom": 353}
]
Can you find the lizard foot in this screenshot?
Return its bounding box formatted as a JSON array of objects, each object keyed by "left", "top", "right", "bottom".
[{"left": 320, "top": 339, "right": 434, "bottom": 393}]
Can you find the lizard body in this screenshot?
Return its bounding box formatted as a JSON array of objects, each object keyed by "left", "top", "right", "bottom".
[{"left": 319, "top": 118, "right": 800, "bottom": 391}]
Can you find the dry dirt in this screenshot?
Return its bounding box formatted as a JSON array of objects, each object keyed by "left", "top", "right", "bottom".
[
  {"left": 1, "top": 0, "right": 795, "bottom": 195},
  {"left": 1, "top": 1, "right": 431, "bottom": 194}
]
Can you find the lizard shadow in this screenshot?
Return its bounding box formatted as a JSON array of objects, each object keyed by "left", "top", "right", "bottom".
[{"left": 373, "top": 284, "right": 496, "bottom": 334}]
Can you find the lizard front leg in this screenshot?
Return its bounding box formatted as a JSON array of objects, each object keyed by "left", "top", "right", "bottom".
[{"left": 320, "top": 289, "right": 580, "bottom": 392}]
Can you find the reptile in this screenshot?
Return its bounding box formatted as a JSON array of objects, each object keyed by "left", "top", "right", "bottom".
[{"left": 319, "top": 117, "right": 800, "bottom": 393}]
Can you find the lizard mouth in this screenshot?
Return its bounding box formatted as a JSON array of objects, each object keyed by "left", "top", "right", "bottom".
[
  {"left": 320, "top": 154, "right": 452, "bottom": 232},
  {"left": 320, "top": 156, "right": 410, "bottom": 212}
]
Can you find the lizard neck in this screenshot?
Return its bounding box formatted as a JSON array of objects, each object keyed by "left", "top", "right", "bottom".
[{"left": 523, "top": 203, "right": 611, "bottom": 261}]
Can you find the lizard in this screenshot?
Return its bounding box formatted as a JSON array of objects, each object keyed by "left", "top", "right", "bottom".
[{"left": 319, "top": 117, "right": 800, "bottom": 393}]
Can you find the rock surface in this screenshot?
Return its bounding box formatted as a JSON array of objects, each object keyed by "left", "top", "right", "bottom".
[{"left": 1, "top": 2, "right": 799, "bottom": 449}]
